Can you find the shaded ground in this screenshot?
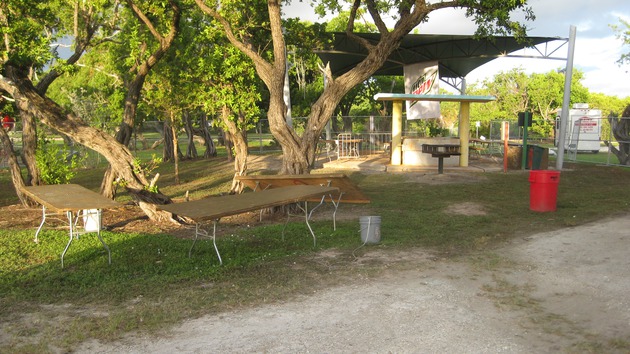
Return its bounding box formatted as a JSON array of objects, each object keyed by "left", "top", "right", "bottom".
[{"left": 77, "top": 216, "right": 630, "bottom": 353}]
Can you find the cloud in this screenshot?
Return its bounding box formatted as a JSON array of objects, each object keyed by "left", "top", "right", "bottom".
[{"left": 415, "top": 0, "right": 630, "bottom": 97}]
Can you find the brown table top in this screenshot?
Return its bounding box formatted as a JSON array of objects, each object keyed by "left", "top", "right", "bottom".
[
  {"left": 158, "top": 185, "right": 339, "bottom": 222},
  {"left": 22, "top": 184, "right": 121, "bottom": 212},
  {"left": 235, "top": 173, "right": 370, "bottom": 204}
]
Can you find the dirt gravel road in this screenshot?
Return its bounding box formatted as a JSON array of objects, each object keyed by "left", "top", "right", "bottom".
[{"left": 80, "top": 216, "right": 630, "bottom": 353}]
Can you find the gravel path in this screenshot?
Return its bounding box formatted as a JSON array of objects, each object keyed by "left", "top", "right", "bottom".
[{"left": 79, "top": 216, "right": 630, "bottom": 353}]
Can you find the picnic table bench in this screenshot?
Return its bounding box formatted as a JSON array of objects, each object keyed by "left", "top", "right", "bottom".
[
  {"left": 158, "top": 185, "right": 338, "bottom": 265},
  {"left": 21, "top": 184, "right": 121, "bottom": 268},
  {"left": 235, "top": 173, "right": 370, "bottom": 230}
]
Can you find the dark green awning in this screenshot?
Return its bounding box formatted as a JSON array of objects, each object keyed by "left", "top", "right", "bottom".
[{"left": 315, "top": 32, "right": 565, "bottom": 79}]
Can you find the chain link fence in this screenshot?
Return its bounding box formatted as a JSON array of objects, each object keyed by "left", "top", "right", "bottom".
[{"left": 3, "top": 116, "right": 630, "bottom": 169}]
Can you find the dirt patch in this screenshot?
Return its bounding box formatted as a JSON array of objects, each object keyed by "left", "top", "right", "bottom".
[
  {"left": 401, "top": 171, "right": 489, "bottom": 185},
  {"left": 444, "top": 201, "right": 487, "bottom": 216}
]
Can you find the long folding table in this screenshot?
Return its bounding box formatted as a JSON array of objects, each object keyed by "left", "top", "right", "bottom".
[
  {"left": 158, "top": 185, "right": 338, "bottom": 265},
  {"left": 235, "top": 173, "right": 370, "bottom": 230},
  {"left": 22, "top": 184, "right": 121, "bottom": 268}
]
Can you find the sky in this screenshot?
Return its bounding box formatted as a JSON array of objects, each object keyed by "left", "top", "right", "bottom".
[{"left": 284, "top": 0, "right": 630, "bottom": 98}]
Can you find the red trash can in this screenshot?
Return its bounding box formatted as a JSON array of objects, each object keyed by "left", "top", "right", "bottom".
[{"left": 529, "top": 170, "right": 560, "bottom": 212}]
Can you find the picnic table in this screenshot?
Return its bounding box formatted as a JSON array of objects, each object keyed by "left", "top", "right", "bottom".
[
  {"left": 235, "top": 173, "right": 370, "bottom": 230},
  {"left": 21, "top": 184, "right": 121, "bottom": 268},
  {"left": 158, "top": 185, "right": 338, "bottom": 265}
]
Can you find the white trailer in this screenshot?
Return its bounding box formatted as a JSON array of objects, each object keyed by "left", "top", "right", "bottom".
[{"left": 555, "top": 103, "right": 602, "bottom": 153}]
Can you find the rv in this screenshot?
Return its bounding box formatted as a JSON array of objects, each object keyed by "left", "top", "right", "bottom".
[{"left": 555, "top": 103, "right": 601, "bottom": 153}]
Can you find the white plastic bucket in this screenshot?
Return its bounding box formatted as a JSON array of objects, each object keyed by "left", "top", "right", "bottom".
[
  {"left": 82, "top": 209, "right": 101, "bottom": 232},
  {"left": 359, "top": 216, "right": 381, "bottom": 244}
]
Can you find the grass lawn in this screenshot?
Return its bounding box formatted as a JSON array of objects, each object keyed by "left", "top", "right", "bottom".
[{"left": 1, "top": 157, "right": 630, "bottom": 352}]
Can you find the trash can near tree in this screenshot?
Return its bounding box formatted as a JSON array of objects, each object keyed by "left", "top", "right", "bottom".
[{"left": 529, "top": 170, "right": 561, "bottom": 212}]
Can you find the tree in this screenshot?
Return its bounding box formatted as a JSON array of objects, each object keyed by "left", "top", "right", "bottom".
[
  {"left": 0, "top": 0, "right": 178, "bottom": 221},
  {"left": 470, "top": 68, "right": 589, "bottom": 138},
  {"left": 612, "top": 18, "right": 630, "bottom": 68},
  {"left": 194, "top": 0, "right": 535, "bottom": 174},
  {"left": 179, "top": 6, "right": 266, "bottom": 192},
  {"left": 201, "top": 42, "right": 263, "bottom": 193},
  {"left": 100, "top": 0, "right": 182, "bottom": 198},
  {"left": 607, "top": 104, "right": 630, "bottom": 165},
  {"left": 2, "top": 72, "right": 171, "bottom": 208},
  {"left": 1, "top": 0, "right": 115, "bottom": 194}
]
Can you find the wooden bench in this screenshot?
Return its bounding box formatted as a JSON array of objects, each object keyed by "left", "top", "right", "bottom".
[
  {"left": 158, "top": 185, "right": 338, "bottom": 265},
  {"left": 235, "top": 173, "right": 370, "bottom": 230}
]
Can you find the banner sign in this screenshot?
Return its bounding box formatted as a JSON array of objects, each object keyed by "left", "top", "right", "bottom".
[
  {"left": 576, "top": 117, "right": 598, "bottom": 133},
  {"left": 403, "top": 61, "right": 440, "bottom": 120}
]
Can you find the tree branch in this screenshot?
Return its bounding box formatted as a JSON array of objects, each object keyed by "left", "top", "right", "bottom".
[
  {"left": 194, "top": 0, "right": 275, "bottom": 85},
  {"left": 365, "top": 0, "right": 388, "bottom": 33},
  {"left": 345, "top": 0, "right": 376, "bottom": 51},
  {"left": 126, "top": 0, "right": 164, "bottom": 43}
]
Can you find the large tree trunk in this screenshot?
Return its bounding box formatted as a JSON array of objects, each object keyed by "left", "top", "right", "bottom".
[
  {"left": 20, "top": 112, "right": 40, "bottom": 186},
  {"left": 2, "top": 66, "right": 174, "bottom": 221},
  {"left": 0, "top": 126, "right": 31, "bottom": 205},
  {"left": 100, "top": 77, "right": 146, "bottom": 198},
  {"left": 607, "top": 107, "right": 630, "bottom": 165},
  {"left": 196, "top": 0, "right": 415, "bottom": 175},
  {"left": 169, "top": 112, "right": 180, "bottom": 184},
  {"left": 183, "top": 112, "right": 198, "bottom": 159},
  {"left": 223, "top": 128, "right": 234, "bottom": 162},
  {"left": 160, "top": 118, "right": 183, "bottom": 162},
  {"left": 162, "top": 120, "right": 176, "bottom": 162},
  {"left": 221, "top": 106, "right": 249, "bottom": 193},
  {"left": 198, "top": 112, "right": 217, "bottom": 158},
  {"left": 339, "top": 98, "right": 354, "bottom": 132}
]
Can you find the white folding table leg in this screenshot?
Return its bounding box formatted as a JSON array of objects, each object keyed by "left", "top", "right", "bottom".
[
  {"left": 34, "top": 205, "right": 47, "bottom": 243},
  {"left": 190, "top": 221, "right": 223, "bottom": 265},
  {"left": 96, "top": 230, "right": 112, "bottom": 265},
  {"left": 61, "top": 211, "right": 75, "bottom": 268},
  {"left": 302, "top": 202, "right": 317, "bottom": 247},
  {"left": 282, "top": 202, "right": 317, "bottom": 247},
  {"left": 60, "top": 210, "right": 111, "bottom": 268},
  {"left": 84, "top": 209, "right": 111, "bottom": 265},
  {"left": 307, "top": 195, "right": 326, "bottom": 220},
  {"left": 210, "top": 221, "right": 222, "bottom": 265}
]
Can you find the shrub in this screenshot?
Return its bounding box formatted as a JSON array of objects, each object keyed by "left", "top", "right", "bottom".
[{"left": 35, "top": 136, "right": 82, "bottom": 184}]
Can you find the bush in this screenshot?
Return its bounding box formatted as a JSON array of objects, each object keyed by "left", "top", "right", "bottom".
[{"left": 35, "top": 137, "right": 82, "bottom": 184}]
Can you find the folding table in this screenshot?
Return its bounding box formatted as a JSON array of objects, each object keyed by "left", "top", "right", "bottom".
[
  {"left": 22, "top": 184, "right": 121, "bottom": 267},
  {"left": 158, "top": 185, "right": 338, "bottom": 265}
]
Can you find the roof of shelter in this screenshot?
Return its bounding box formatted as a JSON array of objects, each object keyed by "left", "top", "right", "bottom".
[{"left": 315, "top": 32, "right": 566, "bottom": 79}]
